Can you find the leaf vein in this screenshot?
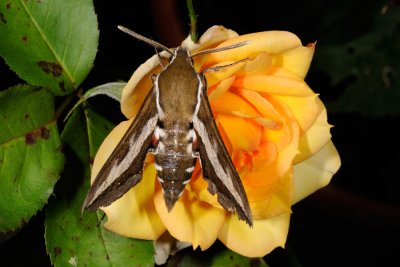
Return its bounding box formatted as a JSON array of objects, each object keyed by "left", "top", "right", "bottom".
[{"left": 18, "top": 0, "right": 76, "bottom": 88}]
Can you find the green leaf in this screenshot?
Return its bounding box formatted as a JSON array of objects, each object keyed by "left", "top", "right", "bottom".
[
  {"left": 65, "top": 82, "right": 126, "bottom": 122},
  {"left": 209, "top": 249, "right": 269, "bottom": 267},
  {"left": 167, "top": 246, "right": 269, "bottom": 267},
  {"left": 0, "top": 85, "right": 64, "bottom": 232},
  {"left": 0, "top": 0, "right": 98, "bottom": 95},
  {"left": 83, "top": 82, "right": 126, "bottom": 103},
  {"left": 45, "top": 106, "right": 154, "bottom": 267}
]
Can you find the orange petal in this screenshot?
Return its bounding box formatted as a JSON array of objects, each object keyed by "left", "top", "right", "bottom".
[
  {"left": 154, "top": 184, "right": 225, "bottom": 250},
  {"left": 237, "top": 89, "right": 284, "bottom": 126},
  {"left": 292, "top": 140, "right": 341, "bottom": 204},
  {"left": 204, "top": 60, "right": 245, "bottom": 87},
  {"left": 182, "top": 25, "right": 239, "bottom": 53},
  {"left": 250, "top": 141, "right": 278, "bottom": 172},
  {"left": 245, "top": 170, "right": 293, "bottom": 218},
  {"left": 218, "top": 212, "right": 290, "bottom": 257},
  {"left": 208, "top": 76, "right": 236, "bottom": 101},
  {"left": 120, "top": 54, "right": 163, "bottom": 119},
  {"left": 233, "top": 75, "right": 315, "bottom": 97},
  {"left": 247, "top": 117, "right": 299, "bottom": 187},
  {"left": 272, "top": 93, "right": 321, "bottom": 134},
  {"left": 92, "top": 120, "right": 165, "bottom": 239},
  {"left": 267, "top": 65, "right": 308, "bottom": 81},
  {"left": 218, "top": 114, "right": 262, "bottom": 152},
  {"left": 262, "top": 95, "right": 299, "bottom": 147},
  {"left": 190, "top": 172, "right": 221, "bottom": 208},
  {"left": 294, "top": 100, "right": 332, "bottom": 164},
  {"left": 235, "top": 52, "right": 273, "bottom": 77},
  {"left": 182, "top": 25, "right": 239, "bottom": 71},
  {"left": 203, "top": 31, "right": 303, "bottom": 67},
  {"left": 272, "top": 42, "right": 315, "bottom": 79},
  {"left": 210, "top": 91, "right": 260, "bottom": 117}
]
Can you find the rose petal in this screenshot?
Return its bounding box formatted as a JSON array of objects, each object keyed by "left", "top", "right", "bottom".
[
  {"left": 273, "top": 43, "right": 315, "bottom": 79},
  {"left": 205, "top": 61, "right": 245, "bottom": 87},
  {"left": 218, "top": 212, "right": 290, "bottom": 257},
  {"left": 211, "top": 91, "right": 260, "bottom": 117},
  {"left": 245, "top": 170, "right": 293, "bottom": 218},
  {"left": 92, "top": 120, "right": 166, "bottom": 239},
  {"left": 203, "top": 31, "right": 303, "bottom": 67},
  {"left": 154, "top": 185, "right": 225, "bottom": 250},
  {"left": 233, "top": 75, "right": 315, "bottom": 97},
  {"left": 250, "top": 141, "right": 277, "bottom": 171},
  {"left": 267, "top": 66, "right": 305, "bottom": 81},
  {"left": 120, "top": 55, "right": 163, "bottom": 119},
  {"left": 292, "top": 140, "right": 341, "bottom": 204},
  {"left": 182, "top": 25, "right": 239, "bottom": 71},
  {"left": 218, "top": 114, "right": 262, "bottom": 152},
  {"left": 235, "top": 52, "right": 273, "bottom": 77},
  {"left": 237, "top": 89, "right": 285, "bottom": 126},
  {"left": 294, "top": 100, "right": 332, "bottom": 164},
  {"left": 208, "top": 76, "right": 236, "bottom": 101},
  {"left": 181, "top": 25, "right": 239, "bottom": 53}
]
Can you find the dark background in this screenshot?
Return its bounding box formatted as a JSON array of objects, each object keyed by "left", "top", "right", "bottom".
[{"left": 1, "top": 0, "right": 399, "bottom": 266}]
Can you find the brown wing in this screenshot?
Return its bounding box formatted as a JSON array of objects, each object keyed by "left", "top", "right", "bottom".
[
  {"left": 83, "top": 88, "right": 158, "bottom": 211},
  {"left": 193, "top": 87, "right": 253, "bottom": 226}
]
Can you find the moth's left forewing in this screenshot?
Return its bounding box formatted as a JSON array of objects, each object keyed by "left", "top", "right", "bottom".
[
  {"left": 83, "top": 89, "right": 158, "bottom": 212},
  {"left": 193, "top": 81, "right": 253, "bottom": 226}
]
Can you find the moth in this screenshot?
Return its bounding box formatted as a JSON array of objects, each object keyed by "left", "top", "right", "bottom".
[{"left": 83, "top": 26, "right": 253, "bottom": 226}]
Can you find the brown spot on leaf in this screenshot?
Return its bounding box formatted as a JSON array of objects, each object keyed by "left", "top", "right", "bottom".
[
  {"left": 22, "top": 35, "right": 28, "bottom": 43},
  {"left": 53, "top": 247, "right": 62, "bottom": 256},
  {"left": 25, "top": 127, "right": 50, "bottom": 145},
  {"left": 0, "top": 13, "right": 6, "bottom": 24},
  {"left": 59, "top": 81, "right": 65, "bottom": 92},
  {"left": 40, "top": 127, "right": 50, "bottom": 139},
  {"left": 6, "top": 2, "right": 11, "bottom": 9},
  {"left": 37, "top": 61, "right": 63, "bottom": 77},
  {"left": 24, "top": 113, "right": 29, "bottom": 119},
  {"left": 25, "top": 132, "right": 37, "bottom": 145}
]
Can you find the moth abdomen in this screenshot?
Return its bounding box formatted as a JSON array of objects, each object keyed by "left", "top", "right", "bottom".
[
  {"left": 154, "top": 123, "right": 196, "bottom": 210},
  {"left": 155, "top": 154, "right": 196, "bottom": 210}
]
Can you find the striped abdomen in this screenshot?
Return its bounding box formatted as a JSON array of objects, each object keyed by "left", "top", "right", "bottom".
[{"left": 153, "top": 122, "right": 197, "bottom": 210}]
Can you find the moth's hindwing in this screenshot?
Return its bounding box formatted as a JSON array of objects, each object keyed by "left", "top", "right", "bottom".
[
  {"left": 193, "top": 77, "right": 253, "bottom": 226},
  {"left": 83, "top": 89, "right": 158, "bottom": 211}
]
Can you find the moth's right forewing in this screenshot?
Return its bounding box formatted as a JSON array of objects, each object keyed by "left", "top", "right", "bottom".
[
  {"left": 83, "top": 89, "right": 158, "bottom": 211},
  {"left": 193, "top": 89, "right": 253, "bottom": 226}
]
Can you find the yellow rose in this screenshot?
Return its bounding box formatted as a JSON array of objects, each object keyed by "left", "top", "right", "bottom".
[{"left": 91, "top": 26, "right": 341, "bottom": 258}]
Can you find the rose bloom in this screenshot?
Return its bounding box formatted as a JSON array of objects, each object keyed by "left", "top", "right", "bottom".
[{"left": 91, "top": 26, "right": 341, "bottom": 258}]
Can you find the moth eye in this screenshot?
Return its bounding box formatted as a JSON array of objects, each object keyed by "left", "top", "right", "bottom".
[
  {"left": 158, "top": 120, "right": 165, "bottom": 128},
  {"left": 188, "top": 122, "right": 194, "bottom": 129}
]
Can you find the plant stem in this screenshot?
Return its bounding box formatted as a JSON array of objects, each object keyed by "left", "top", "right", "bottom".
[{"left": 186, "top": 0, "right": 198, "bottom": 42}]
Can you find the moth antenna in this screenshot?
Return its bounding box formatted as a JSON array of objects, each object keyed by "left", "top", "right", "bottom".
[
  {"left": 118, "top": 25, "right": 174, "bottom": 56},
  {"left": 201, "top": 57, "right": 250, "bottom": 74},
  {"left": 154, "top": 47, "right": 167, "bottom": 68},
  {"left": 190, "top": 40, "right": 251, "bottom": 57}
]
